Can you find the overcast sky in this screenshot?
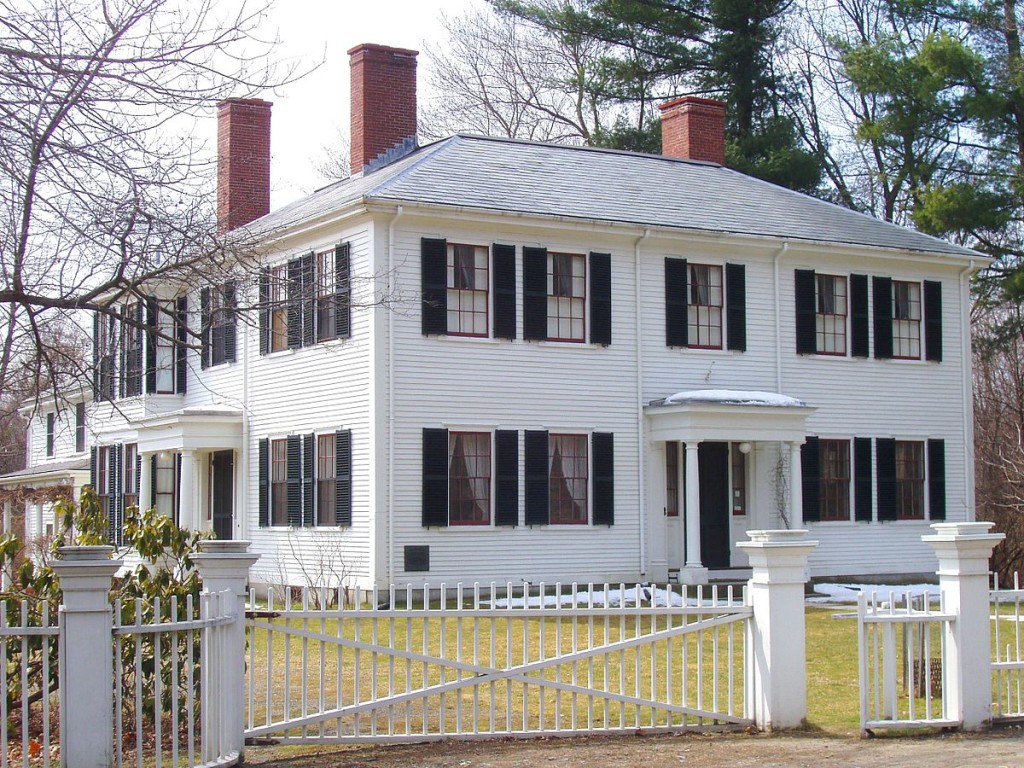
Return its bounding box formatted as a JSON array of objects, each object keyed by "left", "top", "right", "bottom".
[{"left": 233, "top": 0, "right": 479, "bottom": 208}]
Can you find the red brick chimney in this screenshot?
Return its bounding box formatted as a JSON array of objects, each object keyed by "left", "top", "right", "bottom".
[
  {"left": 217, "top": 98, "right": 272, "bottom": 233},
  {"left": 348, "top": 43, "right": 418, "bottom": 175},
  {"left": 658, "top": 97, "right": 726, "bottom": 165}
]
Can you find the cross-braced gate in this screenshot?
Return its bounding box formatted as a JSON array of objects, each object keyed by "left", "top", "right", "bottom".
[{"left": 244, "top": 582, "right": 752, "bottom": 744}]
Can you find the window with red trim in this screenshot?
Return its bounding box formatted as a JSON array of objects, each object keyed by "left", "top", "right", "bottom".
[
  {"left": 547, "top": 253, "right": 585, "bottom": 342},
  {"left": 550, "top": 434, "right": 588, "bottom": 523},
  {"left": 815, "top": 275, "right": 847, "bottom": 355},
  {"left": 893, "top": 281, "right": 921, "bottom": 359},
  {"left": 448, "top": 432, "right": 491, "bottom": 524},
  {"left": 820, "top": 439, "right": 850, "bottom": 521},
  {"left": 447, "top": 244, "right": 489, "bottom": 336},
  {"left": 896, "top": 441, "right": 925, "bottom": 519},
  {"left": 688, "top": 264, "right": 722, "bottom": 349}
]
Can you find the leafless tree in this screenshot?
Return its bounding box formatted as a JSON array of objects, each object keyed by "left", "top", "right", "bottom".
[{"left": 0, "top": 0, "right": 304, "bottom": 423}]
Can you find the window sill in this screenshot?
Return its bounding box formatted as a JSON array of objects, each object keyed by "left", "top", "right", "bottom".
[
  {"left": 536, "top": 340, "right": 600, "bottom": 350},
  {"left": 433, "top": 335, "right": 502, "bottom": 345},
  {"left": 263, "top": 347, "right": 297, "bottom": 359},
  {"left": 668, "top": 347, "right": 737, "bottom": 355}
]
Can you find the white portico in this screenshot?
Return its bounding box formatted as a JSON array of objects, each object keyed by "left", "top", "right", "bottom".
[{"left": 645, "top": 390, "right": 815, "bottom": 584}]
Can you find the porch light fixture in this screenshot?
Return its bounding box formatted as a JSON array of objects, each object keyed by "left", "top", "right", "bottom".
[{"left": 738, "top": 442, "right": 752, "bottom": 455}]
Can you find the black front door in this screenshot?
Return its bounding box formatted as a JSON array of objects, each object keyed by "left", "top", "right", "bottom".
[
  {"left": 211, "top": 450, "right": 234, "bottom": 540},
  {"left": 698, "top": 442, "right": 731, "bottom": 569}
]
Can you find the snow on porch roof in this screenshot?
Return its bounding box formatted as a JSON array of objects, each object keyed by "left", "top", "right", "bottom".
[{"left": 650, "top": 390, "right": 806, "bottom": 408}]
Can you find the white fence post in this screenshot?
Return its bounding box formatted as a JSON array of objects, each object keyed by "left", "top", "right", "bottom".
[
  {"left": 191, "top": 540, "right": 259, "bottom": 759},
  {"left": 52, "top": 545, "right": 122, "bottom": 768},
  {"left": 737, "top": 529, "right": 818, "bottom": 730},
  {"left": 922, "top": 521, "right": 1004, "bottom": 730}
]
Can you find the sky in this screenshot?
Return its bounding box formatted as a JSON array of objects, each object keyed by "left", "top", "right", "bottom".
[{"left": 232, "top": 0, "right": 479, "bottom": 208}]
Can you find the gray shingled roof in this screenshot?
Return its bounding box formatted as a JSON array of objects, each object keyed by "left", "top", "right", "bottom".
[
  {"left": 0, "top": 457, "right": 89, "bottom": 484},
  {"left": 250, "top": 134, "right": 977, "bottom": 258}
]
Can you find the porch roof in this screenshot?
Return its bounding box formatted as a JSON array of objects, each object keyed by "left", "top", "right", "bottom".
[
  {"left": 645, "top": 389, "right": 815, "bottom": 443},
  {"left": 0, "top": 457, "right": 89, "bottom": 490},
  {"left": 100, "top": 406, "right": 244, "bottom": 454}
]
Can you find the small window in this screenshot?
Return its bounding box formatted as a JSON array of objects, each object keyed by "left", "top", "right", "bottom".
[
  {"left": 75, "top": 403, "right": 86, "bottom": 454},
  {"left": 666, "top": 442, "right": 679, "bottom": 517},
  {"left": 155, "top": 452, "right": 177, "bottom": 521},
  {"left": 448, "top": 432, "right": 491, "bottom": 524},
  {"left": 815, "top": 275, "right": 847, "bottom": 355},
  {"left": 447, "top": 244, "right": 489, "bottom": 337},
  {"left": 45, "top": 413, "right": 55, "bottom": 457},
  {"left": 549, "top": 434, "right": 588, "bottom": 524},
  {"left": 123, "top": 443, "right": 138, "bottom": 511},
  {"left": 271, "top": 438, "right": 288, "bottom": 525},
  {"left": 819, "top": 440, "right": 850, "bottom": 521},
  {"left": 893, "top": 281, "right": 921, "bottom": 359},
  {"left": 688, "top": 264, "right": 723, "bottom": 349},
  {"left": 270, "top": 265, "right": 289, "bottom": 353},
  {"left": 547, "top": 253, "right": 586, "bottom": 342},
  {"left": 317, "top": 434, "right": 336, "bottom": 525},
  {"left": 896, "top": 440, "right": 925, "bottom": 519}
]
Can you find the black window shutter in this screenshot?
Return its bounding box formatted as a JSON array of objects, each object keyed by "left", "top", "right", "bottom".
[
  {"left": 132, "top": 302, "right": 144, "bottom": 396},
  {"left": 495, "top": 430, "right": 519, "bottom": 526},
  {"left": 224, "top": 282, "right": 237, "bottom": 363},
  {"left": 589, "top": 252, "right": 612, "bottom": 346},
  {"left": 258, "top": 438, "right": 269, "bottom": 528},
  {"left": 109, "top": 445, "right": 122, "bottom": 544},
  {"left": 850, "top": 274, "right": 869, "bottom": 358},
  {"left": 92, "top": 312, "right": 102, "bottom": 399},
  {"left": 335, "top": 243, "right": 352, "bottom": 340},
  {"left": 258, "top": 269, "right": 270, "bottom": 355},
  {"left": 117, "top": 307, "right": 126, "bottom": 400},
  {"left": 725, "top": 263, "right": 746, "bottom": 352},
  {"left": 665, "top": 258, "right": 689, "bottom": 347},
  {"left": 200, "top": 287, "right": 211, "bottom": 369},
  {"left": 854, "top": 437, "right": 873, "bottom": 521},
  {"left": 873, "top": 277, "right": 893, "bottom": 360},
  {"left": 90, "top": 446, "right": 97, "bottom": 489},
  {"left": 524, "top": 430, "right": 550, "bottom": 525},
  {"left": 286, "top": 435, "right": 302, "bottom": 527},
  {"left": 928, "top": 439, "right": 946, "bottom": 520},
  {"left": 302, "top": 252, "right": 315, "bottom": 347},
  {"left": 794, "top": 269, "right": 817, "bottom": 355},
  {"left": 335, "top": 430, "right": 352, "bottom": 526},
  {"left": 175, "top": 453, "right": 182, "bottom": 524},
  {"left": 492, "top": 244, "right": 517, "bottom": 340},
  {"left": 924, "top": 280, "right": 942, "bottom": 362},
  {"left": 107, "top": 315, "right": 117, "bottom": 401},
  {"left": 287, "top": 257, "right": 303, "bottom": 350},
  {"left": 421, "top": 238, "right": 447, "bottom": 335},
  {"left": 302, "top": 433, "right": 315, "bottom": 526},
  {"left": 422, "top": 428, "right": 449, "bottom": 526},
  {"left": 175, "top": 296, "right": 187, "bottom": 394},
  {"left": 145, "top": 298, "right": 157, "bottom": 393},
  {"left": 592, "top": 432, "right": 614, "bottom": 525},
  {"left": 876, "top": 438, "right": 897, "bottom": 521},
  {"left": 149, "top": 455, "right": 156, "bottom": 509},
  {"left": 801, "top": 437, "right": 821, "bottom": 522},
  {"left": 523, "top": 247, "right": 548, "bottom": 341}
]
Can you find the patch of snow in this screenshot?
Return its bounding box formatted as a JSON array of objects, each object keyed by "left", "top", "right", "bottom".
[
  {"left": 659, "top": 389, "right": 806, "bottom": 408},
  {"left": 807, "top": 583, "right": 940, "bottom": 605},
  {"left": 482, "top": 586, "right": 738, "bottom": 609}
]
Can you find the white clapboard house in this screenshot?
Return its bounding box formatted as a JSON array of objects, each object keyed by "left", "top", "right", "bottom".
[{"left": 5, "top": 43, "right": 985, "bottom": 587}]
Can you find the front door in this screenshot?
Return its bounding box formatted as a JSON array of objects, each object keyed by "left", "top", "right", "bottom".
[
  {"left": 698, "top": 442, "right": 731, "bottom": 569},
  {"left": 211, "top": 450, "right": 234, "bottom": 540}
]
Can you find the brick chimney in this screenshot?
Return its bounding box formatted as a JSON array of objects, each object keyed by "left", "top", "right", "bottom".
[
  {"left": 348, "top": 43, "right": 418, "bottom": 175},
  {"left": 217, "top": 98, "right": 272, "bottom": 233},
  {"left": 658, "top": 97, "right": 726, "bottom": 165}
]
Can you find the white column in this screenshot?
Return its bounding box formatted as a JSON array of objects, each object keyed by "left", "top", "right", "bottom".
[
  {"left": 2, "top": 499, "right": 10, "bottom": 589},
  {"left": 34, "top": 501, "right": 43, "bottom": 540},
  {"left": 684, "top": 442, "right": 701, "bottom": 567},
  {"left": 179, "top": 450, "right": 196, "bottom": 530},
  {"left": 191, "top": 540, "right": 260, "bottom": 760},
  {"left": 52, "top": 545, "right": 122, "bottom": 768},
  {"left": 737, "top": 529, "right": 818, "bottom": 730},
  {"left": 789, "top": 441, "right": 803, "bottom": 529},
  {"left": 139, "top": 454, "right": 152, "bottom": 513},
  {"left": 922, "top": 522, "right": 1004, "bottom": 730}
]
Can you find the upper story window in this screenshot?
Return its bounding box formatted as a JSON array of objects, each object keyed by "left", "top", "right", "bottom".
[
  {"left": 45, "top": 413, "right": 55, "bottom": 457},
  {"left": 892, "top": 281, "right": 921, "bottom": 359},
  {"left": 549, "top": 433, "right": 588, "bottom": 524},
  {"left": 122, "top": 302, "right": 144, "bottom": 397},
  {"left": 269, "top": 265, "right": 289, "bottom": 353},
  {"left": 447, "top": 244, "right": 489, "bottom": 337},
  {"left": 153, "top": 300, "right": 177, "bottom": 393},
  {"left": 547, "top": 253, "right": 586, "bottom": 342},
  {"left": 449, "top": 432, "right": 491, "bottom": 525},
  {"left": 201, "top": 283, "right": 237, "bottom": 368},
  {"left": 688, "top": 264, "right": 723, "bottom": 349},
  {"left": 94, "top": 313, "right": 117, "bottom": 402},
  {"left": 815, "top": 275, "right": 847, "bottom": 355},
  {"left": 819, "top": 439, "right": 851, "bottom": 521},
  {"left": 75, "top": 402, "right": 85, "bottom": 453}
]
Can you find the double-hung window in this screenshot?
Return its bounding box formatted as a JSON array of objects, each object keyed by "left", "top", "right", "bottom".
[
  {"left": 269, "top": 265, "right": 289, "bottom": 352},
  {"left": 270, "top": 438, "right": 288, "bottom": 525},
  {"left": 95, "top": 313, "right": 117, "bottom": 401},
  {"left": 154, "top": 301, "right": 177, "bottom": 393},
  {"left": 549, "top": 433, "right": 588, "bottom": 524},
  {"left": 819, "top": 439, "right": 850, "bottom": 521},
  {"left": 123, "top": 302, "right": 144, "bottom": 396},
  {"left": 154, "top": 451, "right": 177, "bottom": 521},
  {"left": 45, "top": 413, "right": 55, "bottom": 457},
  {"left": 893, "top": 281, "right": 922, "bottom": 359},
  {"left": 316, "top": 251, "right": 340, "bottom": 341},
  {"left": 447, "top": 244, "right": 489, "bottom": 337},
  {"left": 201, "top": 283, "right": 236, "bottom": 367},
  {"left": 688, "top": 264, "right": 723, "bottom": 349},
  {"left": 895, "top": 440, "right": 925, "bottom": 519},
  {"left": 123, "top": 443, "right": 139, "bottom": 511},
  {"left": 665, "top": 443, "right": 679, "bottom": 517},
  {"left": 547, "top": 253, "right": 586, "bottom": 342},
  {"left": 75, "top": 403, "right": 86, "bottom": 453},
  {"left": 815, "top": 275, "right": 847, "bottom": 355},
  {"left": 448, "top": 432, "right": 491, "bottom": 525},
  {"left": 317, "top": 434, "right": 336, "bottom": 525}
]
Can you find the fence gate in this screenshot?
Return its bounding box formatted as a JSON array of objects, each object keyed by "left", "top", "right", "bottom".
[
  {"left": 244, "top": 582, "right": 753, "bottom": 744},
  {"left": 992, "top": 574, "right": 1024, "bottom": 722}
]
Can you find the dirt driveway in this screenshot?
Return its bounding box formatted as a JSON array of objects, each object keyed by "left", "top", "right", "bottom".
[{"left": 245, "top": 728, "right": 1024, "bottom": 768}]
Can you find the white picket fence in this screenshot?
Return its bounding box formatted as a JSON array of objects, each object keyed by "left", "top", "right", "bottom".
[
  {"left": 244, "top": 582, "right": 752, "bottom": 743},
  {"left": 991, "top": 572, "right": 1024, "bottom": 720}
]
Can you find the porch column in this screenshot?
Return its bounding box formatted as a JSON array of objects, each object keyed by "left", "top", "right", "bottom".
[
  {"left": 179, "top": 449, "right": 196, "bottom": 530},
  {"left": 788, "top": 441, "right": 803, "bottom": 528},
  {"left": 684, "top": 442, "right": 701, "bottom": 567},
  {"left": 138, "top": 453, "right": 152, "bottom": 514},
  {"left": 2, "top": 499, "right": 10, "bottom": 589}
]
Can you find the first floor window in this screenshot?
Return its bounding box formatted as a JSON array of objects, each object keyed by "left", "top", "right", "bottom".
[
  {"left": 449, "top": 432, "right": 491, "bottom": 525},
  {"left": 447, "top": 244, "right": 489, "bottom": 336},
  {"left": 271, "top": 438, "right": 288, "bottom": 525},
  {"left": 97, "top": 447, "right": 111, "bottom": 518},
  {"left": 896, "top": 440, "right": 925, "bottom": 519},
  {"left": 155, "top": 452, "right": 177, "bottom": 521},
  {"left": 547, "top": 253, "right": 585, "bottom": 342},
  {"left": 819, "top": 440, "right": 850, "bottom": 521},
  {"left": 893, "top": 281, "right": 921, "bottom": 359},
  {"left": 665, "top": 442, "right": 679, "bottom": 517},
  {"left": 549, "top": 434, "right": 588, "bottom": 524},
  {"left": 317, "top": 434, "right": 336, "bottom": 525},
  {"left": 688, "top": 264, "right": 723, "bottom": 348},
  {"left": 816, "top": 274, "right": 847, "bottom": 355},
  {"left": 123, "top": 443, "right": 138, "bottom": 511}
]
